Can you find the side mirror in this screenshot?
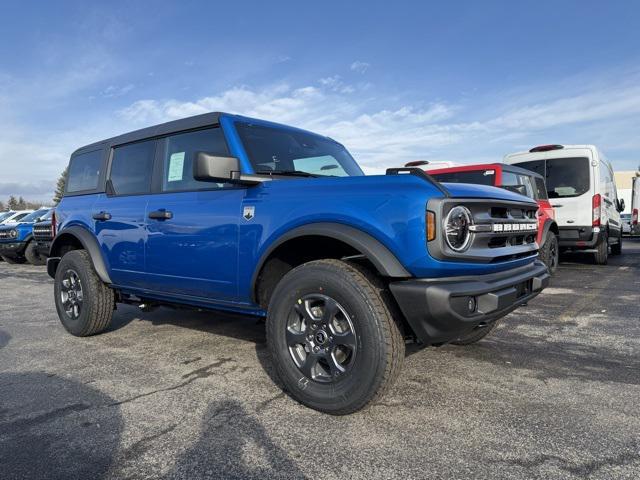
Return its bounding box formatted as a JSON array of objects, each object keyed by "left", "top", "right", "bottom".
[
  {"left": 618, "top": 199, "right": 625, "bottom": 212},
  {"left": 193, "top": 153, "right": 240, "bottom": 182}
]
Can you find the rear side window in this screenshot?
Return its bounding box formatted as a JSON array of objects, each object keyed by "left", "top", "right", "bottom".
[
  {"left": 430, "top": 170, "right": 495, "bottom": 186},
  {"left": 67, "top": 150, "right": 103, "bottom": 193},
  {"left": 109, "top": 140, "right": 156, "bottom": 195},
  {"left": 502, "top": 172, "right": 535, "bottom": 198},
  {"left": 161, "top": 127, "right": 230, "bottom": 192}
]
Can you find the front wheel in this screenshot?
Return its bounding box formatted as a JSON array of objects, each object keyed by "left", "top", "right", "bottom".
[
  {"left": 1, "top": 255, "right": 26, "bottom": 264},
  {"left": 24, "top": 241, "right": 47, "bottom": 266},
  {"left": 266, "top": 259, "right": 404, "bottom": 415},
  {"left": 539, "top": 233, "right": 560, "bottom": 274},
  {"left": 611, "top": 231, "right": 622, "bottom": 255},
  {"left": 54, "top": 250, "right": 114, "bottom": 336}
]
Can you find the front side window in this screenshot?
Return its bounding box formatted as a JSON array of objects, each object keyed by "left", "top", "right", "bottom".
[
  {"left": 161, "top": 128, "right": 230, "bottom": 191},
  {"left": 109, "top": 140, "right": 156, "bottom": 195},
  {"left": 67, "top": 150, "right": 102, "bottom": 193},
  {"left": 534, "top": 177, "right": 548, "bottom": 200},
  {"left": 430, "top": 169, "right": 495, "bottom": 186},
  {"left": 501, "top": 172, "right": 535, "bottom": 198},
  {"left": 12, "top": 213, "right": 29, "bottom": 222},
  {"left": 236, "top": 122, "right": 363, "bottom": 177}
]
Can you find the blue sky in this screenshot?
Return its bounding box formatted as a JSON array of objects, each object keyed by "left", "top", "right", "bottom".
[{"left": 1, "top": 0, "right": 639, "bottom": 201}]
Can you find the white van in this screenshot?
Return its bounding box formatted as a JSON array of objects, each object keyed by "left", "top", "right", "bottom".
[
  {"left": 631, "top": 176, "right": 640, "bottom": 236},
  {"left": 504, "top": 145, "right": 624, "bottom": 265}
]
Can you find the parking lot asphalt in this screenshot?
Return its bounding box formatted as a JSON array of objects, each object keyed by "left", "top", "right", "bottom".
[{"left": 1, "top": 240, "right": 639, "bottom": 480}]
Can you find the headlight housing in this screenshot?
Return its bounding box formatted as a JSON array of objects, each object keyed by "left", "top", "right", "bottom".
[
  {"left": 9, "top": 229, "right": 18, "bottom": 239},
  {"left": 444, "top": 206, "right": 472, "bottom": 252}
]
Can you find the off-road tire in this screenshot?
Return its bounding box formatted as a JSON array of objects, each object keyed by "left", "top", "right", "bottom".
[
  {"left": 451, "top": 320, "right": 502, "bottom": 345},
  {"left": 24, "top": 241, "right": 46, "bottom": 266},
  {"left": 54, "top": 250, "right": 114, "bottom": 336},
  {"left": 539, "top": 232, "right": 560, "bottom": 274},
  {"left": 594, "top": 231, "right": 609, "bottom": 265},
  {"left": 1, "top": 255, "right": 26, "bottom": 264},
  {"left": 611, "top": 231, "right": 622, "bottom": 255},
  {"left": 266, "top": 259, "right": 404, "bottom": 415}
]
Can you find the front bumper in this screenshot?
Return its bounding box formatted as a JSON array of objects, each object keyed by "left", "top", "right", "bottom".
[
  {"left": 34, "top": 241, "right": 51, "bottom": 256},
  {"left": 389, "top": 260, "right": 550, "bottom": 345},
  {"left": 558, "top": 226, "right": 603, "bottom": 248},
  {"left": 0, "top": 241, "right": 26, "bottom": 256}
]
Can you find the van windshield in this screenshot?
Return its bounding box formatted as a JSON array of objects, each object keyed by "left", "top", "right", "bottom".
[{"left": 515, "top": 157, "right": 590, "bottom": 198}]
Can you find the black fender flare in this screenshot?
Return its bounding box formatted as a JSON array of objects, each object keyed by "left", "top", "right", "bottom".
[
  {"left": 541, "top": 219, "right": 559, "bottom": 243},
  {"left": 250, "top": 222, "right": 411, "bottom": 301},
  {"left": 48, "top": 226, "right": 112, "bottom": 284}
]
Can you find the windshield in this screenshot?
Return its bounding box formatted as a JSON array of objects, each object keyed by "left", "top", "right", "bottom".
[
  {"left": 236, "top": 122, "right": 364, "bottom": 177},
  {"left": 430, "top": 169, "right": 495, "bottom": 186},
  {"left": 515, "top": 157, "right": 590, "bottom": 198},
  {"left": 0, "top": 212, "right": 14, "bottom": 222},
  {"left": 20, "top": 209, "right": 49, "bottom": 223}
]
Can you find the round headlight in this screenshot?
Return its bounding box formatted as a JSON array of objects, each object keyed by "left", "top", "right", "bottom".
[
  {"left": 444, "top": 206, "right": 472, "bottom": 252},
  {"left": 9, "top": 229, "right": 18, "bottom": 238}
]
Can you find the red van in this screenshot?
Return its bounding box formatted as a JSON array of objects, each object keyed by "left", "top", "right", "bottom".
[{"left": 425, "top": 163, "right": 560, "bottom": 274}]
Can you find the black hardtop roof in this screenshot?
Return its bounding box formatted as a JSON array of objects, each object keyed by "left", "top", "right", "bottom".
[{"left": 73, "top": 112, "right": 223, "bottom": 156}]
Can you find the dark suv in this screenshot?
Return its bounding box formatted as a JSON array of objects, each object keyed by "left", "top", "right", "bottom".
[{"left": 49, "top": 112, "right": 549, "bottom": 414}]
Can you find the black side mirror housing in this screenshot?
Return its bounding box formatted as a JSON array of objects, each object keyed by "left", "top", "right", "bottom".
[
  {"left": 193, "top": 153, "right": 264, "bottom": 185},
  {"left": 618, "top": 199, "right": 626, "bottom": 212}
]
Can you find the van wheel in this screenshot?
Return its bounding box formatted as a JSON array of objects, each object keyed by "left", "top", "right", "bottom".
[
  {"left": 611, "top": 232, "right": 622, "bottom": 255},
  {"left": 594, "top": 231, "right": 608, "bottom": 265},
  {"left": 452, "top": 320, "right": 501, "bottom": 345},
  {"left": 266, "top": 259, "right": 404, "bottom": 415},
  {"left": 54, "top": 250, "right": 114, "bottom": 336},
  {"left": 1, "top": 255, "right": 26, "bottom": 264},
  {"left": 539, "top": 233, "right": 559, "bottom": 274},
  {"left": 24, "top": 241, "right": 46, "bottom": 266}
]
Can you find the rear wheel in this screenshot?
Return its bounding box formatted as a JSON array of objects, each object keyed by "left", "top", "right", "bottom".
[
  {"left": 539, "top": 232, "right": 559, "bottom": 274},
  {"left": 54, "top": 250, "right": 114, "bottom": 336},
  {"left": 1, "top": 255, "right": 26, "bottom": 264},
  {"left": 452, "top": 320, "right": 501, "bottom": 345},
  {"left": 611, "top": 231, "right": 622, "bottom": 255},
  {"left": 24, "top": 241, "right": 46, "bottom": 266},
  {"left": 266, "top": 259, "right": 404, "bottom": 415},
  {"left": 594, "top": 231, "right": 609, "bottom": 265}
]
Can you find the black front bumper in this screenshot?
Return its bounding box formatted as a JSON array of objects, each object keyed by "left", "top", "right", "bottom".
[
  {"left": 389, "top": 261, "right": 550, "bottom": 345},
  {"left": 34, "top": 241, "right": 51, "bottom": 256},
  {"left": 0, "top": 241, "right": 26, "bottom": 257}
]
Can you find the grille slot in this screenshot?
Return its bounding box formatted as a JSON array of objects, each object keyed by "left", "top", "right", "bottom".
[{"left": 0, "top": 230, "right": 10, "bottom": 239}]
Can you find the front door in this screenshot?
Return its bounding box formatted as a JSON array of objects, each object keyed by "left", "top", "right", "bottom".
[{"left": 144, "top": 127, "right": 243, "bottom": 302}]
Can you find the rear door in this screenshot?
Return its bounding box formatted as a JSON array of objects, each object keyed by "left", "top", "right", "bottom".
[
  {"left": 144, "top": 127, "right": 244, "bottom": 302},
  {"left": 92, "top": 139, "right": 156, "bottom": 288}
]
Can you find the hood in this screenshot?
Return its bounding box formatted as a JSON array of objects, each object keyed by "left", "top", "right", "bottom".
[{"left": 441, "top": 182, "right": 536, "bottom": 203}]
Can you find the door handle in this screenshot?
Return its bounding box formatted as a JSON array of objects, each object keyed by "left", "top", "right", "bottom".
[
  {"left": 92, "top": 211, "right": 112, "bottom": 221},
  {"left": 551, "top": 204, "right": 563, "bottom": 208},
  {"left": 148, "top": 209, "right": 173, "bottom": 220}
]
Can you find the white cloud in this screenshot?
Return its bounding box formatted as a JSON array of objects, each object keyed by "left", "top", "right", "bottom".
[{"left": 350, "top": 61, "right": 370, "bottom": 74}]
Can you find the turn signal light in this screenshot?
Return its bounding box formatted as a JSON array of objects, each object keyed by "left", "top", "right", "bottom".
[
  {"left": 426, "top": 211, "right": 436, "bottom": 242},
  {"left": 51, "top": 210, "right": 57, "bottom": 238},
  {"left": 633, "top": 208, "right": 638, "bottom": 225}
]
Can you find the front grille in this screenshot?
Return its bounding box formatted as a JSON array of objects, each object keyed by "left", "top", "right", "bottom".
[
  {"left": 0, "top": 230, "right": 10, "bottom": 239},
  {"left": 428, "top": 198, "right": 539, "bottom": 264},
  {"left": 33, "top": 223, "right": 53, "bottom": 241}
]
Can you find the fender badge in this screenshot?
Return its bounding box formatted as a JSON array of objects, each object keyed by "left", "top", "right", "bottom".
[{"left": 243, "top": 206, "right": 255, "bottom": 221}]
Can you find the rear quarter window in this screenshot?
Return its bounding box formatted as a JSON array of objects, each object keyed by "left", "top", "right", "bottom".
[
  {"left": 430, "top": 170, "right": 495, "bottom": 186},
  {"left": 66, "top": 149, "right": 103, "bottom": 193}
]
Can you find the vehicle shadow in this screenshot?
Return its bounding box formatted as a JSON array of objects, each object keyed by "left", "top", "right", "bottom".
[
  {"left": 0, "top": 371, "right": 123, "bottom": 480},
  {"left": 0, "top": 329, "right": 11, "bottom": 349},
  {"left": 161, "top": 399, "right": 306, "bottom": 479}
]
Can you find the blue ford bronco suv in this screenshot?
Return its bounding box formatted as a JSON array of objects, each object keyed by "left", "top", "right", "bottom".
[
  {"left": 0, "top": 207, "right": 51, "bottom": 265},
  {"left": 49, "top": 112, "right": 549, "bottom": 414}
]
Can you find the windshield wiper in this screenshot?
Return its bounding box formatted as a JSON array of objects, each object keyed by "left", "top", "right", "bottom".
[{"left": 255, "top": 170, "right": 318, "bottom": 178}]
